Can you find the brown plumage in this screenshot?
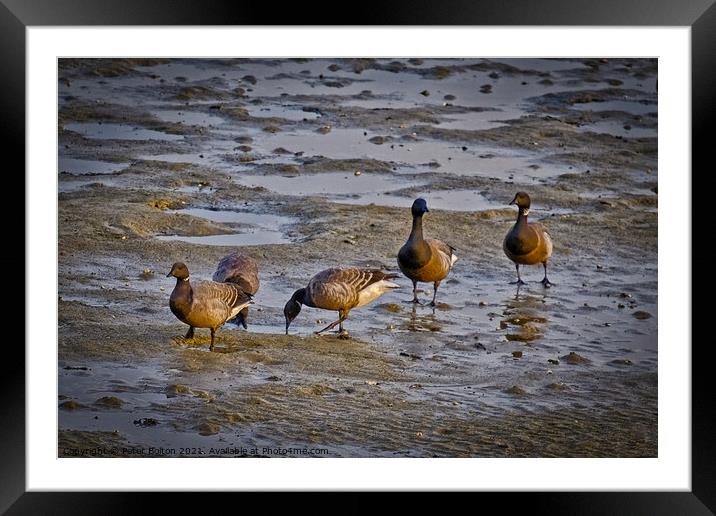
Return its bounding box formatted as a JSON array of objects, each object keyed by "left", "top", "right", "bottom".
[
  {"left": 212, "top": 253, "right": 259, "bottom": 329},
  {"left": 397, "top": 198, "right": 457, "bottom": 306},
  {"left": 283, "top": 267, "right": 400, "bottom": 335},
  {"left": 167, "top": 262, "right": 253, "bottom": 351},
  {"left": 503, "top": 192, "right": 553, "bottom": 287}
]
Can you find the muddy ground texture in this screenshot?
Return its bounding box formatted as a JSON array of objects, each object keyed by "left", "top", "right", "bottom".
[{"left": 58, "top": 58, "right": 657, "bottom": 457}]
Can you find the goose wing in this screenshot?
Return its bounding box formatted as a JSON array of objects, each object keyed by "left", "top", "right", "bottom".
[
  {"left": 426, "top": 238, "right": 458, "bottom": 269},
  {"left": 308, "top": 268, "right": 398, "bottom": 310},
  {"left": 194, "top": 280, "right": 253, "bottom": 311}
]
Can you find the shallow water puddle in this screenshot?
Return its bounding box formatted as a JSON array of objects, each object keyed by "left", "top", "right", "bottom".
[
  {"left": 156, "top": 209, "right": 295, "bottom": 246},
  {"left": 571, "top": 99, "right": 657, "bottom": 116},
  {"left": 235, "top": 171, "right": 423, "bottom": 197},
  {"left": 151, "top": 109, "right": 227, "bottom": 127},
  {"left": 339, "top": 188, "right": 502, "bottom": 211},
  {"left": 245, "top": 104, "right": 321, "bottom": 121},
  {"left": 259, "top": 127, "right": 573, "bottom": 181},
  {"left": 575, "top": 120, "right": 656, "bottom": 139},
  {"left": 437, "top": 107, "right": 525, "bottom": 131},
  {"left": 64, "top": 122, "right": 184, "bottom": 141},
  {"left": 58, "top": 157, "right": 130, "bottom": 175}
]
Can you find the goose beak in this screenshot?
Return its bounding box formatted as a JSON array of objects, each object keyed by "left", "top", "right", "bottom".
[
  {"left": 509, "top": 197, "right": 517, "bottom": 205},
  {"left": 166, "top": 271, "right": 173, "bottom": 277}
]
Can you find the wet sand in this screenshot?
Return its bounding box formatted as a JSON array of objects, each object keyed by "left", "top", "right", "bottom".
[{"left": 58, "top": 58, "right": 657, "bottom": 457}]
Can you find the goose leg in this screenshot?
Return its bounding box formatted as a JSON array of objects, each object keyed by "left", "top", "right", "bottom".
[
  {"left": 184, "top": 326, "right": 195, "bottom": 340},
  {"left": 510, "top": 264, "right": 526, "bottom": 286},
  {"left": 315, "top": 312, "right": 348, "bottom": 335},
  {"left": 235, "top": 306, "right": 249, "bottom": 330},
  {"left": 209, "top": 328, "right": 216, "bottom": 352},
  {"left": 405, "top": 280, "right": 423, "bottom": 304},
  {"left": 429, "top": 281, "right": 441, "bottom": 307},
  {"left": 541, "top": 262, "right": 553, "bottom": 288}
]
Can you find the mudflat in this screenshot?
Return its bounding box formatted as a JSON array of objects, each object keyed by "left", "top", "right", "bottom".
[{"left": 58, "top": 58, "right": 657, "bottom": 457}]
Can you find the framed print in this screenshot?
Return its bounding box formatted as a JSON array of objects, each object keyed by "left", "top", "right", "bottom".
[{"left": 6, "top": 0, "right": 711, "bottom": 512}]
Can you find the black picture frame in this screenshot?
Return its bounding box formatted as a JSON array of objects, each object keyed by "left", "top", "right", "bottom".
[{"left": 5, "top": 0, "right": 710, "bottom": 513}]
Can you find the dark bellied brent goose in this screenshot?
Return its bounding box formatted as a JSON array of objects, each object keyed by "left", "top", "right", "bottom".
[
  {"left": 167, "top": 262, "right": 253, "bottom": 351},
  {"left": 283, "top": 267, "right": 400, "bottom": 335},
  {"left": 503, "top": 192, "right": 553, "bottom": 287},
  {"left": 397, "top": 198, "right": 458, "bottom": 306},
  {"left": 212, "top": 253, "right": 259, "bottom": 329}
]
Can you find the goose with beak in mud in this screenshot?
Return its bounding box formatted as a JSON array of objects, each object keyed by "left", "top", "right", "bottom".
[{"left": 283, "top": 267, "right": 400, "bottom": 336}]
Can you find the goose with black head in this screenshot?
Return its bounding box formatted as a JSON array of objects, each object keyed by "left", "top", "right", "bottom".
[{"left": 397, "top": 198, "right": 457, "bottom": 306}]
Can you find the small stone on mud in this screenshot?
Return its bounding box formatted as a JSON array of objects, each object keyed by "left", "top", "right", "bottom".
[
  {"left": 548, "top": 359, "right": 559, "bottom": 365},
  {"left": 419, "top": 90, "right": 430, "bottom": 96},
  {"left": 380, "top": 303, "right": 401, "bottom": 313},
  {"left": 610, "top": 359, "right": 633, "bottom": 366},
  {"left": 632, "top": 310, "right": 652, "bottom": 320},
  {"left": 443, "top": 94, "right": 456, "bottom": 100},
  {"left": 165, "top": 383, "right": 192, "bottom": 396},
  {"left": 547, "top": 382, "right": 570, "bottom": 391},
  {"left": 265, "top": 375, "right": 281, "bottom": 382},
  {"left": 474, "top": 343, "right": 486, "bottom": 351},
  {"left": 511, "top": 351, "right": 523, "bottom": 358},
  {"left": 415, "top": 431, "right": 424, "bottom": 438},
  {"left": 59, "top": 400, "right": 82, "bottom": 410},
  {"left": 197, "top": 422, "right": 220, "bottom": 436},
  {"left": 354, "top": 170, "right": 362, "bottom": 176},
  {"left": 133, "top": 418, "right": 158, "bottom": 427},
  {"left": 369, "top": 136, "right": 388, "bottom": 145},
  {"left": 479, "top": 301, "right": 487, "bottom": 307},
  {"left": 316, "top": 125, "right": 332, "bottom": 134},
  {"left": 139, "top": 268, "right": 154, "bottom": 280},
  {"left": 561, "top": 352, "right": 590, "bottom": 365},
  {"left": 95, "top": 396, "right": 124, "bottom": 408},
  {"left": 505, "top": 385, "right": 527, "bottom": 396},
  {"left": 400, "top": 351, "right": 422, "bottom": 360},
  {"left": 366, "top": 380, "right": 379, "bottom": 386}
]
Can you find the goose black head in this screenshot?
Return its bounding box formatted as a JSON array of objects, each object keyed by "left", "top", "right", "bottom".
[
  {"left": 283, "top": 288, "right": 305, "bottom": 335},
  {"left": 411, "top": 198, "right": 429, "bottom": 217},
  {"left": 167, "top": 262, "right": 190, "bottom": 280},
  {"left": 509, "top": 192, "right": 531, "bottom": 209}
]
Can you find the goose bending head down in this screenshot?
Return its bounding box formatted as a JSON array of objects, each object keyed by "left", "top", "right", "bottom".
[
  {"left": 397, "top": 198, "right": 457, "bottom": 306},
  {"left": 167, "top": 262, "right": 254, "bottom": 351},
  {"left": 503, "top": 192, "right": 554, "bottom": 287},
  {"left": 283, "top": 267, "right": 400, "bottom": 336}
]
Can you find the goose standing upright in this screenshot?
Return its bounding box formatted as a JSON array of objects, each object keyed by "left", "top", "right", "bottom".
[
  {"left": 167, "top": 262, "right": 254, "bottom": 351},
  {"left": 283, "top": 267, "right": 400, "bottom": 335},
  {"left": 397, "top": 198, "right": 457, "bottom": 306},
  {"left": 212, "top": 253, "right": 259, "bottom": 329},
  {"left": 503, "top": 192, "right": 553, "bottom": 287}
]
